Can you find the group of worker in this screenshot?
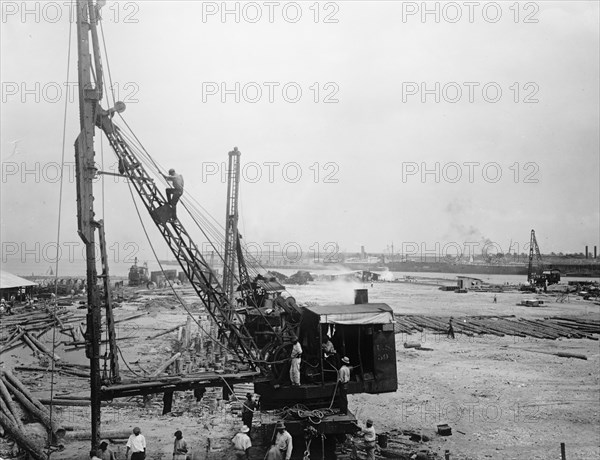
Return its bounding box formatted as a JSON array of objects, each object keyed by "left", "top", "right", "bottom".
[
  {"left": 235, "top": 393, "right": 294, "bottom": 460},
  {"left": 288, "top": 334, "right": 353, "bottom": 415},
  {"left": 89, "top": 427, "right": 148, "bottom": 460}
]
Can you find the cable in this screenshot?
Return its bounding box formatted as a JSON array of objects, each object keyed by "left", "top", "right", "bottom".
[
  {"left": 47, "top": 10, "right": 73, "bottom": 459},
  {"left": 116, "top": 345, "right": 143, "bottom": 377},
  {"left": 123, "top": 175, "right": 240, "bottom": 358}
]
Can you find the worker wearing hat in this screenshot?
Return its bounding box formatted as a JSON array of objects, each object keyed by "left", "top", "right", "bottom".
[
  {"left": 172, "top": 430, "right": 188, "bottom": 460},
  {"left": 96, "top": 439, "right": 116, "bottom": 460},
  {"left": 241, "top": 392, "right": 257, "bottom": 433},
  {"left": 231, "top": 425, "right": 252, "bottom": 459},
  {"left": 361, "top": 419, "right": 377, "bottom": 460},
  {"left": 275, "top": 421, "right": 293, "bottom": 460},
  {"left": 337, "top": 357, "right": 351, "bottom": 415},
  {"left": 289, "top": 335, "right": 302, "bottom": 386}
]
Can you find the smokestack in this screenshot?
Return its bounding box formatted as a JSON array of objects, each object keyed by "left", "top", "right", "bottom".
[
  {"left": 354, "top": 289, "right": 368, "bottom": 304},
  {"left": 595, "top": 246, "right": 597, "bottom": 259},
  {"left": 586, "top": 246, "right": 589, "bottom": 259}
]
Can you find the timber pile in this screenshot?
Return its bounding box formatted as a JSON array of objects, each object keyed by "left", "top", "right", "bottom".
[
  {"left": 337, "top": 429, "right": 436, "bottom": 459},
  {"left": 395, "top": 315, "right": 600, "bottom": 340},
  {"left": 1, "top": 305, "right": 83, "bottom": 356},
  {"left": 0, "top": 370, "right": 65, "bottom": 460}
]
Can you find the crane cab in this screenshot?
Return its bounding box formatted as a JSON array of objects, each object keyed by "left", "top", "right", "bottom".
[{"left": 255, "top": 302, "right": 398, "bottom": 409}]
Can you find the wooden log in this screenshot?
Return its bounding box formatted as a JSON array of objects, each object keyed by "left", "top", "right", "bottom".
[
  {"left": 1, "top": 378, "right": 65, "bottom": 438},
  {"left": 39, "top": 399, "right": 134, "bottom": 408},
  {"left": 63, "top": 428, "right": 132, "bottom": 441},
  {"left": 147, "top": 323, "right": 186, "bottom": 340},
  {"left": 151, "top": 352, "right": 182, "bottom": 377},
  {"left": 0, "top": 411, "right": 47, "bottom": 460},
  {"left": 555, "top": 352, "right": 587, "bottom": 360},
  {"left": 0, "top": 335, "right": 28, "bottom": 354},
  {"left": 0, "top": 378, "right": 23, "bottom": 429},
  {"left": 512, "top": 348, "right": 588, "bottom": 360},
  {"left": 13, "top": 366, "right": 89, "bottom": 378},
  {"left": 113, "top": 312, "right": 147, "bottom": 324},
  {"left": 2, "top": 371, "right": 48, "bottom": 414},
  {"left": 0, "top": 393, "right": 20, "bottom": 428},
  {"left": 378, "top": 446, "right": 413, "bottom": 459},
  {"left": 1, "top": 330, "right": 25, "bottom": 349},
  {"left": 184, "top": 316, "right": 192, "bottom": 348},
  {"left": 25, "top": 331, "right": 61, "bottom": 361},
  {"left": 21, "top": 334, "right": 40, "bottom": 354},
  {"left": 35, "top": 326, "right": 52, "bottom": 340}
]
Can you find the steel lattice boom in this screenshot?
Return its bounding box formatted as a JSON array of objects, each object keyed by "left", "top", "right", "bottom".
[{"left": 99, "top": 121, "right": 263, "bottom": 369}]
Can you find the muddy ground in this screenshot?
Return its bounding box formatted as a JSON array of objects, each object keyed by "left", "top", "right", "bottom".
[{"left": 1, "top": 280, "right": 599, "bottom": 459}]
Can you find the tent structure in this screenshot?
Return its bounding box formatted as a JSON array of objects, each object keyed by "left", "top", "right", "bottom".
[{"left": 0, "top": 270, "right": 37, "bottom": 298}]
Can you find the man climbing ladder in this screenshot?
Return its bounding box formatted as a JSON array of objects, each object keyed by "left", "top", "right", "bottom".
[{"left": 163, "top": 168, "right": 184, "bottom": 219}]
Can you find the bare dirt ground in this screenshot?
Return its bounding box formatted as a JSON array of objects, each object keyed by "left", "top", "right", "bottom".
[{"left": 2, "top": 281, "right": 599, "bottom": 459}]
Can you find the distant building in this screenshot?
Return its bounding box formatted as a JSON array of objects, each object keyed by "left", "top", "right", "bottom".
[
  {"left": 456, "top": 276, "right": 484, "bottom": 290},
  {"left": 0, "top": 270, "right": 38, "bottom": 300}
]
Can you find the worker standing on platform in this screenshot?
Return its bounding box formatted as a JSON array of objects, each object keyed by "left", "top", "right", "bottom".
[
  {"left": 163, "top": 168, "right": 184, "bottom": 218},
  {"left": 322, "top": 335, "right": 338, "bottom": 367},
  {"left": 289, "top": 335, "right": 302, "bottom": 386},
  {"left": 275, "top": 422, "right": 293, "bottom": 460},
  {"left": 338, "top": 356, "right": 351, "bottom": 415}
]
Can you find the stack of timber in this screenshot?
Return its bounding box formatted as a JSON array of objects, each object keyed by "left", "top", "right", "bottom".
[
  {"left": 0, "top": 370, "right": 65, "bottom": 460},
  {"left": 1, "top": 306, "right": 82, "bottom": 356},
  {"left": 395, "top": 315, "right": 600, "bottom": 340}
]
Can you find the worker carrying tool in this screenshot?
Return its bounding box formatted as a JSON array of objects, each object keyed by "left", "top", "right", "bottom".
[
  {"left": 360, "top": 419, "right": 377, "bottom": 460},
  {"left": 162, "top": 168, "right": 184, "bottom": 219}
]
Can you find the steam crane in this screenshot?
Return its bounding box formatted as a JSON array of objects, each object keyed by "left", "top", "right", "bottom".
[
  {"left": 527, "top": 229, "right": 561, "bottom": 287},
  {"left": 74, "top": 0, "right": 398, "bottom": 455}
]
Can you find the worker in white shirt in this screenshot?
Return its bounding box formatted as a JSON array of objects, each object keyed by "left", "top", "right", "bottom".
[
  {"left": 361, "top": 419, "right": 377, "bottom": 460},
  {"left": 125, "top": 426, "right": 146, "bottom": 460},
  {"left": 289, "top": 335, "right": 302, "bottom": 386},
  {"left": 338, "top": 356, "right": 351, "bottom": 415},
  {"left": 231, "top": 425, "right": 252, "bottom": 459}
]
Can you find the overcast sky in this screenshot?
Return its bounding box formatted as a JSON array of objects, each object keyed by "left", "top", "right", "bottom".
[{"left": 1, "top": 1, "right": 599, "bottom": 269}]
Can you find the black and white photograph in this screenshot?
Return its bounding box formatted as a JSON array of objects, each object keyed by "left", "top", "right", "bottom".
[{"left": 1, "top": 1, "right": 599, "bottom": 459}]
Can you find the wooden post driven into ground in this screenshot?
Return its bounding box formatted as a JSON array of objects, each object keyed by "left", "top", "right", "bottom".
[{"left": 74, "top": 0, "right": 118, "bottom": 450}]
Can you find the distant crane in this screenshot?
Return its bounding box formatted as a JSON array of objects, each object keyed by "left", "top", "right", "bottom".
[{"left": 527, "top": 230, "right": 561, "bottom": 288}]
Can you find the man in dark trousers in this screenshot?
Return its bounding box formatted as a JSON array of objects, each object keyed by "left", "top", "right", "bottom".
[
  {"left": 337, "top": 356, "right": 351, "bottom": 415},
  {"left": 125, "top": 426, "right": 146, "bottom": 460},
  {"left": 241, "top": 393, "right": 257, "bottom": 432},
  {"left": 163, "top": 168, "right": 184, "bottom": 219},
  {"left": 447, "top": 317, "right": 455, "bottom": 339}
]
